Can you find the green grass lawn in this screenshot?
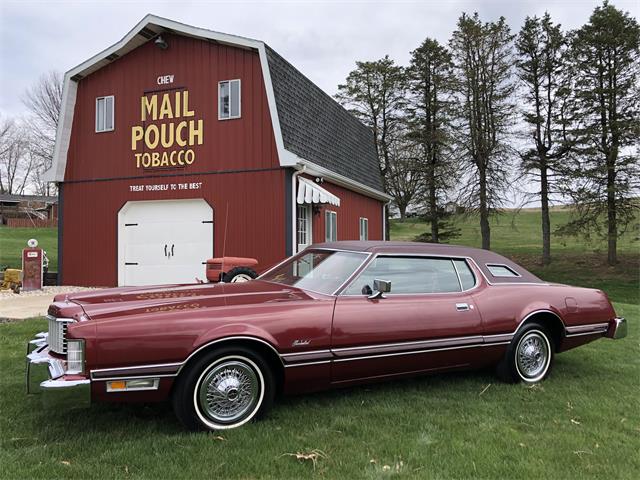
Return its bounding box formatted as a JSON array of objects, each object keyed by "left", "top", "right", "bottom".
[
  {"left": 0, "top": 227, "right": 57, "bottom": 271},
  {"left": 1, "top": 211, "right": 638, "bottom": 478},
  {"left": 1, "top": 306, "right": 638, "bottom": 479}
]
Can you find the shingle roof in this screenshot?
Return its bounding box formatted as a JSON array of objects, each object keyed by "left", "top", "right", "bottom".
[{"left": 265, "top": 46, "right": 384, "bottom": 192}]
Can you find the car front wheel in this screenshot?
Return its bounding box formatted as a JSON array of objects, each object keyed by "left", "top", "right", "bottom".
[
  {"left": 172, "top": 347, "right": 274, "bottom": 431},
  {"left": 497, "top": 322, "right": 554, "bottom": 384}
]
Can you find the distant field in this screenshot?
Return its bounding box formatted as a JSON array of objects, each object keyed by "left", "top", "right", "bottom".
[
  {"left": 391, "top": 209, "right": 640, "bottom": 255},
  {"left": 391, "top": 210, "right": 640, "bottom": 304},
  {"left": 0, "top": 227, "right": 57, "bottom": 271}
]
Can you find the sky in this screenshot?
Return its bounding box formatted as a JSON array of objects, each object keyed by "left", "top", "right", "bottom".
[{"left": 1, "top": 0, "right": 639, "bottom": 119}]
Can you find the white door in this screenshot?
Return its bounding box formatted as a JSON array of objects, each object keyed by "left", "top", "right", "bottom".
[
  {"left": 297, "top": 204, "right": 312, "bottom": 253},
  {"left": 118, "top": 199, "right": 213, "bottom": 286}
]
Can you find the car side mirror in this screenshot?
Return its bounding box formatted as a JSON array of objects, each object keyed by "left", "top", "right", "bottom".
[{"left": 368, "top": 279, "right": 391, "bottom": 300}]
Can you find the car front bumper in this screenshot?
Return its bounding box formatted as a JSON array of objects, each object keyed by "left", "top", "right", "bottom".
[
  {"left": 26, "top": 332, "right": 90, "bottom": 407},
  {"left": 607, "top": 317, "right": 627, "bottom": 340}
]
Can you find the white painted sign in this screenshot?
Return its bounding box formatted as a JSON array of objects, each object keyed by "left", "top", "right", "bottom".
[
  {"left": 157, "top": 74, "right": 175, "bottom": 85},
  {"left": 128, "top": 182, "right": 203, "bottom": 192}
]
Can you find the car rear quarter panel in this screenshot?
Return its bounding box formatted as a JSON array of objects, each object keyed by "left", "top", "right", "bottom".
[{"left": 472, "top": 283, "right": 616, "bottom": 336}]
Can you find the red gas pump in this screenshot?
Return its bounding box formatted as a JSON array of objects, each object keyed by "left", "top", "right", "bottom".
[{"left": 22, "top": 239, "right": 43, "bottom": 291}]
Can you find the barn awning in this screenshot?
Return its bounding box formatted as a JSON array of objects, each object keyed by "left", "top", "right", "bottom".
[{"left": 297, "top": 177, "right": 340, "bottom": 206}]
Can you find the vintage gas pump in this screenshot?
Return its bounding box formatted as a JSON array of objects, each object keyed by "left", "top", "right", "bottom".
[{"left": 22, "top": 239, "right": 43, "bottom": 291}]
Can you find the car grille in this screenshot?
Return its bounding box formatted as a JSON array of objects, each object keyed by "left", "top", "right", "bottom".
[{"left": 47, "top": 315, "right": 73, "bottom": 354}]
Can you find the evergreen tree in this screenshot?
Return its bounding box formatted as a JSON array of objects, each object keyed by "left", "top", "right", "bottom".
[
  {"left": 450, "top": 13, "right": 517, "bottom": 250},
  {"left": 406, "top": 38, "right": 459, "bottom": 243},
  {"left": 335, "top": 56, "right": 407, "bottom": 239},
  {"left": 560, "top": 1, "right": 640, "bottom": 265},
  {"left": 516, "top": 13, "right": 572, "bottom": 264}
]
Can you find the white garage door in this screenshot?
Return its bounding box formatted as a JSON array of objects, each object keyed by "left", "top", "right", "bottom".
[{"left": 118, "top": 199, "right": 213, "bottom": 286}]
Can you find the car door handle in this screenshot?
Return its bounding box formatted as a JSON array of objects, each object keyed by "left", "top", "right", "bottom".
[{"left": 456, "top": 303, "right": 470, "bottom": 311}]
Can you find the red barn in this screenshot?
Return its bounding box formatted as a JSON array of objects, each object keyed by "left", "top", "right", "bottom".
[{"left": 46, "top": 15, "right": 389, "bottom": 287}]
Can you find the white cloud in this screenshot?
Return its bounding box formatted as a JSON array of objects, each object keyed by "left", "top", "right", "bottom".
[{"left": 1, "top": 0, "right": 638, "bottom": 117}]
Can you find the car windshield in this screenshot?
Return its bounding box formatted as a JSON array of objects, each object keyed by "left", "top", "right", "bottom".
[{"left": 259, "top": 250, "right": 367, "bottom": 295}]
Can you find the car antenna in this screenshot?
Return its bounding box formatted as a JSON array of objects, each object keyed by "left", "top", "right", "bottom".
[{"left": 221, "top": 202, "right": 230, "bottom": 279}]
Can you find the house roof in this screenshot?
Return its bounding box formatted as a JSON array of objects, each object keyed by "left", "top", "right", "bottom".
[
  {"left": 0, "top": 194, "right": 58, "bottom": 205},
  {"left": 46, "top": 14, "right": 388, "bottom": 200},
  {"left": 265, "top": 47, "right": 383, "bottom": 192}
]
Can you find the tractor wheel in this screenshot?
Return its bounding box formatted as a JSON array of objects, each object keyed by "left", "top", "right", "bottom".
[{"left": 223, "top": 267, "right": 257, "bottom": 283}]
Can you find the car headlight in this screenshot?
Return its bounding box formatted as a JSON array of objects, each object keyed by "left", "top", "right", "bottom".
[{"left": 66, "top": 339, "right": 85, "bottom": 374}]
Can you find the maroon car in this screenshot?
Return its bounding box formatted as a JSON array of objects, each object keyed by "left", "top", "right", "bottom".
[{"left": 26, "top": 241, "right": 626, "bottom": 430}]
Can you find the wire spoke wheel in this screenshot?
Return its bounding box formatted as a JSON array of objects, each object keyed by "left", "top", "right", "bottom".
[
  {"left": 515, "top": 330, "right": 550, "bottom": 381},
  {"left": 197, "top": 360, "right": 260, "bottom": 424}
]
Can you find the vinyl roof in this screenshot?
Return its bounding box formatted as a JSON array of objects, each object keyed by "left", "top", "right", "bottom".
[{"left": 312, "top": 241, "right": 544, "bottom": 284}]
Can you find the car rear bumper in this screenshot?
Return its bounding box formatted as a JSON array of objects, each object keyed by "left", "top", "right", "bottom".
[
  {"left": 26, "top": 332, "right": 90, "bottom": 407},
  {"left": 607, "top": 317, "right": 627, "bottom": 340}
]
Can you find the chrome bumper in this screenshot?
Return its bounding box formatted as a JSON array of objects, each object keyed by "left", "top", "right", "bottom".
[
  {"left": 607, "top": 317, "right": 627, "bottom": 340},
  {"left": 26, "top": 332, "right": 90, "bottom": 406}
]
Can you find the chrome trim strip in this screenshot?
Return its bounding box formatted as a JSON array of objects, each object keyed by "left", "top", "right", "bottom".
[
  {"left": 283, "top": 360, "right": 332, "bottom": 368},
  {"left": 91, "top": 362, "right": 182, "bottom": 374},
  {"left": 565, "top": 322, "right": 609, "bottom": 334},
  {"left": 93, "top": 374, "right": 177, "bottom": 382},
  {"left": 332, "top": 341, "right": 510, "bottom": 362},
  {"left": 564, "top": 330, "right": 607, "bottom": 338},
  {"left": 178, "top": 336, "right": 285, "bottom": 372},
  {"left": 515, "top": 309, "right": 566, "bottom": 332},
  {"left": 91, "top": 363, "right": 182, "bottom": 380},
  {"left": 332, "top": 335, "right": 484, "bottom": 356},
  {"left": 280, "top": 349, "right": 332, "bottom": 359}
]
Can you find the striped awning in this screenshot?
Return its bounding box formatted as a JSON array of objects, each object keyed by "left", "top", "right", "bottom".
[{"left": 297, "top": 177, "right": 340, "bottom": 206}]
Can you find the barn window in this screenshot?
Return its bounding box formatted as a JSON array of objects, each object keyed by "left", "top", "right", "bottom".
[
  {"left": 359, "top": 217, "right": 369, "bottom": 241},
  {"left": 95, "top": 96, "right": 114, "bottom": 132},
  {"left": 218, "top": 79, "right": 241, "bottom": 120},
  {"left": 325, "top": 210, "right": 337, "bottom": 242}
]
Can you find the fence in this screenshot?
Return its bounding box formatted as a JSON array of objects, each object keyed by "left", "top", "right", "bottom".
[{"left": 5, "top": 218, "right": 58, "bottom": 228}]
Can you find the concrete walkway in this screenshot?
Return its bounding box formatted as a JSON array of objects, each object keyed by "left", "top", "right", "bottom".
[{"left": 0, "top": 287, "right": 98, "bottom": 321}]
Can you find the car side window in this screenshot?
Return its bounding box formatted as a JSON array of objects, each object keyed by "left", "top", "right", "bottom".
[
  {"left": 343, "top": 256, "right": 462, "bottom": 295},
  {"left": 453, "top": 259, "right": 476, "bottom": 290}
]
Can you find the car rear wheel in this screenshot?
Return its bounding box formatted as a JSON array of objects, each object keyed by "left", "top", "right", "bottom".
[
  {"left": 172, "top": 347, "right": 274, "bottom": 431},
  {"left": 497, "top": 322, "right": 554, "bottom": 384}
]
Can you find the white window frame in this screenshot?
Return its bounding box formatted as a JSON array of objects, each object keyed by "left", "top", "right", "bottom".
[
  {"left": 359, "top": 217, "right": 369, "bottom": 241},
  {"left": 95, "top": 95, "right": 114, "bottom": 133},
  {"left": 218, "top": 79, "right": 242, "bottom": 120},
  {"left": 325, "top": 210, "right": 337, "bottom": 242},
  {"left": 296, "top": 204, "right": 312, "bottom": 252}
]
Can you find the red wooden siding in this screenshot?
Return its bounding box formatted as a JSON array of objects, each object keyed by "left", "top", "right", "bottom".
[
  {"left": 310, "top": 179, "right": 383, "bottom": 243},
  {"left": 65, "top": 33, "right": 278, "bottom": 181},
  {"left": 61, "top": 170, "right": 286, "bottom": 286}
]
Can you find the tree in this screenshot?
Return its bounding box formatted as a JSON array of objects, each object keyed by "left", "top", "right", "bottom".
[
  {"left": 406, "top": 38, "right": 458, "bottom": 242},
  {"left": 335, "top": 56, "right": 406, "bottom": 238},
  {"left": 449, "top": 13, "right": 517, "bottom": 250},
  {"left": 0, "top": 117, "right": 36, "bottom": 195},
  {"left": 22, "top": 70, "right": 63, "bottom": 195},
  {"left": 560, "top": 2, "right": 640, "bottom": 265},
  {"left": 385, "top": 136, "right": 422, "bottom": 220},
  {"left": 515, "top": 13, "right": 572, "bottom": 264}
]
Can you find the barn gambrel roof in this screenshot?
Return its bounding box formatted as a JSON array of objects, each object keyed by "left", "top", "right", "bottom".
[{"left": 46, "top": 14, "right": 388, "bottom": 200}]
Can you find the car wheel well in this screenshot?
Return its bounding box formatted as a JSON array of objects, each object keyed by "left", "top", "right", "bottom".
[
  {"left": 174, "top": 338, "right": 284, "bottom": 396},
  {"left": 520, "top": 312, "right": 564, "bottom": 351}
]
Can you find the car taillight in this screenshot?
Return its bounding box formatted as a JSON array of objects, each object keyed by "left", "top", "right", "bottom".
[{"left": 66, "top": 339, "right": 85, "bottom": 374}]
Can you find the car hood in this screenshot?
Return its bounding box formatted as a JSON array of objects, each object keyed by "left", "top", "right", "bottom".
[{"left": 49, "top": 281, "right": 314, "bottom": 322}]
